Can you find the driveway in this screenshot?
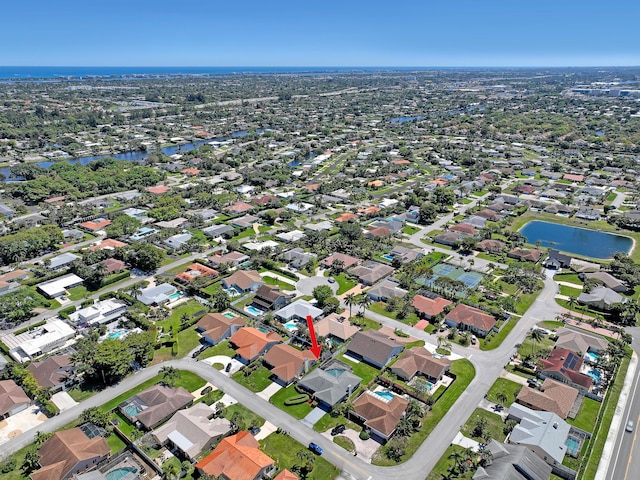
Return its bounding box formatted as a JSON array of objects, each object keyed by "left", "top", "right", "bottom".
[
  {"left": 301, "top": 406, "right": 327, "bottom": 428},
  {"left": 296, "top": 274, "right": 338, "bottom": 296},
  {"left": 257, "top": 382, "right": 282, "bottom": 401},
  {"left": 321, "top": 428, "right": 381, "bottom": 463},
  {"left": 201, "top": 356, "right": 243, "bottom": 376},
  {"left": 50, "top": 391, "right": 78, "bottom": 412},
  {"left": 0, "top": 406, "right": 48, "bottom": 445}
]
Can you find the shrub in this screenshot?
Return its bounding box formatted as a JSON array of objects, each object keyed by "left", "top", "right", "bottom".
[
  {"left": 284, "top": 394, "right": 310, "bottom": 406},
  {"left": 0, "top": 458, "right": 16, "bottom": 473},
  {"left": 359, "top": 430, "right": 370, "bottom": 440}
]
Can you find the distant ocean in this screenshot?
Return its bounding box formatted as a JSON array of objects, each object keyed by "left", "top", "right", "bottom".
[{"left": 0, "top": 66, "right": 434, "bottom": 80}]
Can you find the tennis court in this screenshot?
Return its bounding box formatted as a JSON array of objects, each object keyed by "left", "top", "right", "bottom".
[{"left": 419, "top": 263, "right": 484, "bottom": 290}]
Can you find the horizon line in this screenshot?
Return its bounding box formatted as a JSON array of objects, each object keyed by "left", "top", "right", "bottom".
[{"left": 2, "top": 65, "right": 640, "bottom": 69}]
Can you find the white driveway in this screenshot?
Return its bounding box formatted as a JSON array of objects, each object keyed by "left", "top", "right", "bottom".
[
  {"left": 257, "top": 382, "right": 282, "bottom": 400},
  {"left": 0, "top": 405, "right": 48, "bottom": 445},
  {"left": 201, "top": 355, "right": 243, "bottom": 375},
  {"left": 51, "top": 391, "right": 78, "bottom": 412}
]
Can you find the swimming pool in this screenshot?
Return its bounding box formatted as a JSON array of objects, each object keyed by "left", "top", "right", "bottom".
[
  {"left": 584, "top": 351, "right": 599, "bottom": 363},
  {"left": 245, "top": 305, "right": 264, "bottom": 316},
  {"left": 375, "top": 391, "right": 395, "bottom": 401},
  {"left": 587, "top": 369, "right": 602, "bottom": 382},
  {"left": 381, "top": 254, "right": 394, "bottom": 261},
  {"left": 105, "top": 467, "right": 137, "bottom": 480},
  {"left": 325, "top": 368, "right": 345, "bottom": 378},
  {"left": 222, "top": 312, "right": 236, "bottom": 319},
  {"left": 565, "top": 435, "right": 581, "bottom": 456},
  {"left": 224, "top": 287, "right": 240, "bottom": 297},
  {"left": 124, "top": 405, "right": 140, "bottom": 417},
  {"left": 284, "top": 320, "right": 298, "bottom": 331},
  {"left": 168, "top": 292, "right": 183, "bottom": 301},
  {"left": 107, "top": 330, "right": 128, "bottom": 340}
]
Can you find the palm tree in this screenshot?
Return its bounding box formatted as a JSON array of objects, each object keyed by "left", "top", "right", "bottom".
[
  {"left": 127, "top": 283, "right": 143, "bottom": 300},
  {"left": 496, "top": 391, "right": 508, "bottom": 407},
  {"left": 345, "top": 293, "right": 356, "bottom": 318},
  {"left": 160, "top": 366, "right": 179, "bottom": 387},
  {"left": 529, "top": 329, "right": 544, "bottom": 357},
  {"left": 357, "top": 294, "right": 371, "bottom": 315}
]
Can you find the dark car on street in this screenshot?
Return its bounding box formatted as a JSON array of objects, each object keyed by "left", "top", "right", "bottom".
[{"left": 331, "top": 424, "right": 346, "bottom": 436}]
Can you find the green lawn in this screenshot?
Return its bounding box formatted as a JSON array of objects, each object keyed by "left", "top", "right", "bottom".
[
  {"left": 568, "top": 397, "right": 601, "bottom": 433},
  {"left": 260, "top": 432, "right": 340, "bottom": 480},
  {"left": 334, "top": 272, "right": 357, "bottom": 295},
  {"left": 223, "top": 403, "right": 265, "bottom": 429},
  {"left": 157, "top": 301, "right": 206, "bottom": 334},
  {"left": 402, "top": 225, "right": 420, "bottom": 235},
  {"left": 554, "top": 272, "right": 583, "bottom": 285},
  {"left": 105, "top": 433, "right": 127, "bottom": 454},
  {"left": 538, "top": 320, "right": 564, "bottom": 330},
  {"left": 426, "top": 445, "right": 474, "bottom": 480},
  {"left": 368, "top": 301, "right": 420, "bottom": 325},
  {"left": 270, "top": 384, "right": 314, "bottom": 419},
  {"left": 480, "top": 316, "right": 519, "bottom": 351},
  {"left": 263, "top": 275, "right": 296, "bottom": 291},
  {"left": 199, "top": 340, "right": 237, "bottom": 360},
  {"left": 485, "top": 378, "right": 522, "bottom": 407},
  {"left": 232, "top": 365, "right": 275, "bottom": 392},
  {"left": 67, "top": 285, "right": 90, "bottom": 301},
  {"left": 519, "top": 333, "right": 556, "bottom": 359},
  {"left": 333, "top": 435, "right": 355, "bottom": 452},
  {"left": 560, "top": 284, "right": 583, "bottom": 297},
  {"left": 313, "top": 412, "right": 361, "bottom": 433},
  {"left": 153, "top": 325, "right": 202, "bottom": 363},
  {"left": 461, "top": 408, "right": 507, "bottom": 442},
  {"left": 165, "top": 260, "right": 199, "bottom": 275},
  {"left": 338, "top": 354, "right": 381, "bottom": 385},
  {"left": 373, "top": 359, "right": 475, "bottom": 466}
]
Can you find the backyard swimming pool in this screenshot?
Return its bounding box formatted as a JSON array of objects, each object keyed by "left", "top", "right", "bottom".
[
  {"left": 222, "top": 312, "right": 236, "bottom": 319},
  {"left": 565, "top": 435, "right": 582, "bottom": 456},
  {"left": 375, "top": 391, "right": 395, "bottom": 401},
  {"left": 284, "top": 320, "right": 298, "bottom": 331},
  {"left": 245, "top": 305, "right": 264, "bottom": 316},
  {"left": 587, "top": 369, "right": 602, "bottom": 382},
  {"left": 168, "top": 292, "right": 183, "bottom": 301},
  {"left": 584, "top": 351, "right": 599, "bottom": 363}
]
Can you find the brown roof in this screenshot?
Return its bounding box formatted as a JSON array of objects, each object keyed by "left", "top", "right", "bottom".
[
  {"left": 321, "top": 253, "right": 362, "bottom": 269},
  {"left": 274, "top": 469, "right": 299, "bottom": 480},
  {"left": 366, "top": 226, "right": 392, "bottom": 237},
  {"left": 225, "top": 201, "right": 254, "bottom": 214},
  {"left": 32, "top": 428, "right": 109, "bottom": 480},
  {"left": 411, "top": 295, "right": 452, "bottom": 317},
  {"left": 391, "top": 347, "right": 451, "bottom": 380},
  {"left": 508, "top": 247, "right": 543, "bottom": 263},
  {"left": 0, "top": 379, "right": 30, "bottom": 417},
  {"left": 253, "top": 284, "right": 290, "bottom": 309},
  {"left": 229, "top": 327, "right": 282, "bottom": 361},
  {"left": 131, "top": 384, "right": 194, "bottom": 429},
  {"left": 0, "top": 269, "right": 28, "bottom": 283},
  {"left": 347, "top": 330, "right": 402, "bottom": 366},
  {"left": 539, "top": 349, "right": 593, "bottom": 389},
  {"left": 225, "top": 270, "right": 264, "bottom": 291},
  {"left": 515, "top": 378, "right": 578, "bottom": 419},
  {"left": 476, "top": 239, "right": 506, "bottom": 253},
  {"left": 102, "top": 258, "right": 126, "bottom": 273},
  {"left": 263, "top": 344, "right": 316, "bottom": 383},
  {"left": 209, "top": 251, "right": 249, "bottom": 266},
  {"left": 27, "top": 355, "right": 73, "bottom": 390},
  {"left": 335, "top": 213, "right": 358, "bottom": 222},
  {"left": 353, "top": 391, "right": 409, "bottom": 437},
  {"left": 445, "top": 304, "right": 496, "bottom": 333},
  {"left": 314, "top": 314, "right": 359, "bottom": 341},
  {"left": 176, "top": 263, "right": 219, "bottom": 282},
  {"left": 197, "top": 313, "right": 246, "bottom": 342},
  {"left": 449, "top": 223, "right": 478, "bottom": 235},
  {"left": 147, "top": 185, "right": 170, "bottom": 194},
  {"left": 195, "top": 431, "right": 274, "bottom": 480},
  {"left": 78, "top": 218, "right": 111, "bottom": 231}
]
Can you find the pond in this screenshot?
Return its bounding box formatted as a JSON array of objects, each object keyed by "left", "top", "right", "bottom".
[{"left": 518, "top": 220, "right": 633, "bottom": 259}]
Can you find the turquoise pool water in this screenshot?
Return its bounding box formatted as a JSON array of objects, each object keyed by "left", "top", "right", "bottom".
[
  {"left": 224, "top": 287, "right": 240, "bottom": 297},
  {"left": 382, "top": 254, "right": 394, "bottom": 261},
  {"left": 107, "top": 330, "right": 127, "bottom": 339},
  {"left": 223, "top": 312, "right": 236, "bottom": 319},
  {"left": 565, "top": 436, "right": 581, "bottom": 456},
  {"left": 325, "top": 368, "right": 345, "bottom": 378},
  {"left": 246, "top": 305, "right": 263, "bottom": 316},
  {"left": 284, "top": 320, "right": 298, "bottom": 331},
  {"left": 587, "top": 369, "right": 602, "bottom": 382},
  {"left": 375, "top": 391, "right": 395, "bottom": 401},
  {"left": 168, "top": 292, "right": 183, "bottom": 301},
  {"left": 258, "top": 327, "right": 269, "bottom": 334},
  {"left": 124, "top": 405, "right": 140, "bottom": 417},
  {"left": 584, "top": 352, "right": 599, "bottom": 363},
  {"left": 106, "top": 467, "right": 137, "bottom": 480}
]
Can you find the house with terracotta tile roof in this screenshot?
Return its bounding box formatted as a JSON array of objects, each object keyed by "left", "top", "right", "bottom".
[
  {"left": 263, "top": 343, "right": 316, "bottom": 385},
  {"left": 507, "top": 247, "right": 543, "bottom": 263},
  {"left": 197, "top": 313, "right": 246, "bottom": 345},
  {"left": 563, "top": 173, "right": 584, "bottom": 183},
  {"left": 364, "top": 225, "right": 392, "bottom": 239},
  {"left": 78, "top": 218, "right": 111, "bottom": 232},
  {"left": 27, "top": 355, "right": 76, "bottom": 392},
  {"left": 303, "top": 183, "right": 320, "bottom": 192},
  {"left": 252, "top": 195, "right": 279, "bottom": 206},
  {"left": 274, "top": 469, "right": 298, "bottom": 480},
  {"left": 223, "top": 270, "right": 264, "bottom": 293},
  {"left": 347, "top": 330, "right": 403, "bottom": 368},
  {"left": 476, "top": 239, "right": 506, "bottom": 253},
  {"left": 101, "top": 258, "right": 126, "bottom": 273},
  {"left": 119, "top": 384, "right": 194, "bottom": 430},
  {"left": 349, "top": 261, "right": 395, "bottom": 286},
  {"left": 352, "top": 390, "right": 409, "bottom": 441},
  {"left": 229, "top": 327, "right": 282, "bottom": 363},
  {"left": 448, "top": 223, "right": 478, "bottom": 236},
  {"left": 539, "top": 349, "right": 593, "bottom": 392},
  {"left": 335, "top": 212, "right": 358, "bottom": 222},
  {"left": 0, "top": 379, "right": 31, "bottom": 419},
  {"left": 515, "top": 378, "right": 578, "bottom": 419},
  {"left": 321, "top": 252, "right": 362, "bottom": 270},
  {"left": 147, "top": 185, "right": 170, "bottom": 195},
  {"left": 88, "top": 238, "right": 127, "bottom": 251},
  {"left": 181, "top": 167, "right": 200, "bottom": 176},
  {"left": 209, "top": 251, "right": 250, "bottom": 267},
  {"left": 31, "top": 428, "right": 110, "bottom": 480},
  {"left": 445, "top": 304, "right": 497, "bottom": 337},
  {"left": 224, "top": 201, "right": 254, "bottom": 215},
  {"left": 390, "top": 347, "right": 451, "bottom": 382},
  {"left": 175, "top": 263, "right": 219, "bottom": 283},
  {"left": 195, "top": 431, "right": 275, "bottom": 480},
  {"left": 412, "top": 295, "right": 452, "bottom": 319},
  {"left": 358, "top": 206, "right": 382, "bottom": 215}
]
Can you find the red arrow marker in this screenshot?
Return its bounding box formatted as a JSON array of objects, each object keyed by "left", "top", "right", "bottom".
[{"left": 306, "top": 315, "right": 322, "bottom": 359}]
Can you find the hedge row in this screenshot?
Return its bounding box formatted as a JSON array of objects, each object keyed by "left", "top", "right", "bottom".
[
  {"left": 284, "top": 394, "right": 309, "bottom": 406},
  {"left": 23, "top": 269, "right": 70, "bottom": 286},
  {"left": 101, "top": 270, "right": 131, "bottom": 287},
  {"left": 58, "top": 306, "right": 77, "bottom": 319}
]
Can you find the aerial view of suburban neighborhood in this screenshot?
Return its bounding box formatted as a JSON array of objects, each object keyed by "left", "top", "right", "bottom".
[{"left": 0, "top": 65, "right": 639, "bottom": 480}]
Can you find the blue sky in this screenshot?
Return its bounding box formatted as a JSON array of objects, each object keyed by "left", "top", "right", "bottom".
[{"left": 2, "top": 0, "right": 639, "bottom": 66}]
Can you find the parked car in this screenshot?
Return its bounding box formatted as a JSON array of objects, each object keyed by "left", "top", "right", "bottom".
[
  {"left": 200, "top": 386, "right": 212, "bottom": 395},
  {"left": 225, "top": 363, "right": 232, "bottom": 372},
  {"left": 309, "top": 442, "right": 323, "bottom": 455},
  {"left": 328, "top": 277, "right": 336, "bottom": 283},
  {"left": 331, "top": 424, "right": 346, "bottom": 436},
  {"left": 627, "top": 421, "right": 634, "bottom": 432}
]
